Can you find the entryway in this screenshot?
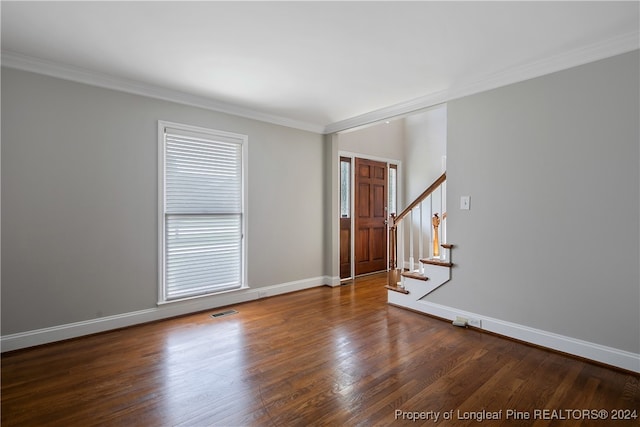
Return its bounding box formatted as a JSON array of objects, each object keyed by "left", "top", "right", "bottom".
[{"left": 339, "top": 155, "right": 398, "bottom": 280}]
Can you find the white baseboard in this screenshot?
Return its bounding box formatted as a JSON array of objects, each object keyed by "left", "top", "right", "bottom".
[
  {"left": 388, "top": 296, "right": 640, "bottom": 373},
  {"left": 1, "top": 276, "right": 331, "bottom": 352},
  {"left": 325, "top": 275, "right": 342, "bottom": 287}
]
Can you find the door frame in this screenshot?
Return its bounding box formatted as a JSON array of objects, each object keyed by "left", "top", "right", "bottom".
[{"left": 338, "top": 150, "right": 402, "bottom": 280}]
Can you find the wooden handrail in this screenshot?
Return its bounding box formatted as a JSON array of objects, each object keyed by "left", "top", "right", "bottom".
[
  {"left": 388, "top": 172, "right": 447, "bottom": 284},
  {"left": 394, "top": 172, "right": 446, "bottom": 224}
]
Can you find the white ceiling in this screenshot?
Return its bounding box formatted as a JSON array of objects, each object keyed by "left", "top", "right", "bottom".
[{"left": 2, "top": 1, "right": 639, "bottom": 133}]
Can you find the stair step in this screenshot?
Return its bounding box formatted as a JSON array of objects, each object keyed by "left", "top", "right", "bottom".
[
  {"left": 385, "top": 285, "right": 409, "bottom": 294},
  {"left": 401, "top": 271, "right": 429, "bottom": 281},
  {"left": 419, "top": 258, "right": 453, "bottom": 267}
]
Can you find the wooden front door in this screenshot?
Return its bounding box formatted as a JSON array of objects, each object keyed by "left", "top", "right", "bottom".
[{"left": 354, "top": 158, "right": 388, "bottom": 275}]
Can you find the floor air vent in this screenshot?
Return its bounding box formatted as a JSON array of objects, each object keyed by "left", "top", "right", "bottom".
[{"left": 211, "top": 309, "right": 238, "bottom": 318}]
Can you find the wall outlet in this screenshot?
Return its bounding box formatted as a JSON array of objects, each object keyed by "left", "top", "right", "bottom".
[
  {"left": 452, "top": 316, "right": 468, "bottom": 327},
  {"left": 467, "top": 318, "right": 482, "bottom": 328}
]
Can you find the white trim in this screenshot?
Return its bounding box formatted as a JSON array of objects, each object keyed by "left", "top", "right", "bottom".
[
  {"left": 325, "top": 275, "right": 341, "bottom": 287},
  {"left": 349, "top": 156, "right": 356, "bottom": 280},
  {"left": 338, "top": 151, "right": 403, "bottom": 279},
  {"left": 157, "top": 121, "right": 248, "bottom": 303},
  {"left": 157, "top": 121, "right": 166, "bottom": 303},
  {"left": 338, "top": 151, "right": 402, "bottom": 168},
  {"left": 4, "top": 30, "right": 637, "bottom": 136},
  {"left": 1, "top": 276, "right": 333, "bottom": 352},
  {"left": 324, "top": 31, "right": 640, "bottom": 134},
  {"left": 338, "top": 151, "right": 403, "bottom": 206},
  {"left": 1, "top": 51, "right": 325, "bottom": 134},
  {"left": 387, "top": 297, "right": 640, "bottom": 373}
]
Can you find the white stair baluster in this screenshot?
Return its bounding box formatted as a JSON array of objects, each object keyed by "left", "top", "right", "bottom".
[
  {"left": 428, "top": 194, "right": 433, "bottom": 259},
  {"left": 400, "top": 220, "right": 405, "bottom": 274},
  {"left": 418, "top": 202, "right": 423, "bottom": 274},
  {"left": 440, "top": 185, "right": 444, "bottom": 260},
  {"left": 408, "top": 209, "right": 414, "bottom": 271},
  {"left": 442, "top": 180, "right": 447, "bottom": 251}
]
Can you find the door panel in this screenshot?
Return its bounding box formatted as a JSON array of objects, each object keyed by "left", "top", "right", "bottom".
[
  {"left": 358, "top": 183, "right": 370, "bottom": 217},
  {"left": 371, "top": 226, "right": 386, "bottom": 261},
  {"left": 374, "top": 185, "right": 385, "bottom": 217},
  {"left": 340, "top": 219, "right": 351, "bottom": 279},
  {"left": 354, "top": 158, "right": 388, "bottom": 275},
  {"left": 355, "top": 227, "right": 370, "bottom": 262}
]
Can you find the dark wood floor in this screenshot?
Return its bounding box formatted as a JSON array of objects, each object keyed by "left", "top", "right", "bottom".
[{"left": 2, "top": 273, "right": 639, "bottom": 426}]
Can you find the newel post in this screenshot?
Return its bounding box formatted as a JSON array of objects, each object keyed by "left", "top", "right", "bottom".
[
  {"left": 389, "top": 213, "right": 397, "bottom": 269},
  {"left": 388, "top": 213, "right": 399, "bottom": 286},
  {"left": 432, "top": 213, "right": 440, "bottom": 258}
]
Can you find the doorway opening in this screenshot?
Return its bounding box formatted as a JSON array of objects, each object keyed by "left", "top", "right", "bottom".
[
  {"left": 339, "top": 155, "right": 399, "bottom": 281},
  {"left": 334, "top": 104, "right": 447, "bottom": 285}
]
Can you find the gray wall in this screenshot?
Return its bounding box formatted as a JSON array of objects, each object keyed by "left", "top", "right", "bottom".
[
  {"left": 3, "top": 50, "right": 638, "bottom": 357},
  {"left": 336, "top": 105, "right": 447, "bottom": 211},
  {"left": 1, "top": 68, "right": 325, "bottom": 335},
  {"left": 338, "top": 119, "right": 404, "bottom": 162},
  {"left": 434, "top": 51, "right": 639, "bottom": 353},
  {"left": 403, "top": 104, "right": 447, "bottom": 204}
]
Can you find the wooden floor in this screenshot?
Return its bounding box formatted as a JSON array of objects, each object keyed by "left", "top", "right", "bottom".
[{"left": 2, "top": 273, "right": 638, "bottom": 426}]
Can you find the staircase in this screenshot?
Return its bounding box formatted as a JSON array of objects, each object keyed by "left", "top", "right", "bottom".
[{"left": 386, "top": 172, "right": 454, "bottom": 308}]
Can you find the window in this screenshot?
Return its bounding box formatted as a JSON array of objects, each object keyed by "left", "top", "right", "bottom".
[
  {"left": 340, "top": 158, "right": 351, "bottom": 218},
  {"left": 388, "top": 164, "right": 397, "bottom": 216},
  {"left": 158, "top": 121, "right": 247, "bottom": 302}
]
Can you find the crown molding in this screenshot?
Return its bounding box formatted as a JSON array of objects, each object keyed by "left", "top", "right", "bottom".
[
  {"left": 0, "top": 50, "right": 326, "bottom": 134},
  {"left": 324, "top": 30, "right": 640, "bottom": 134},
  {"left": 3, "top": 28, "right": 638, "bottom": 136}
]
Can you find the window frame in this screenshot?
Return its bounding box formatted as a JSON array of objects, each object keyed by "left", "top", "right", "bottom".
[
  {"left": 388, "top": 164, "right": 398, "bottom": 216},
  {"left": 340, "top": 157, "right": 352, "bottom": 219},
  {"left": 157, "top": 120, "right": 248, "bottom": 304}
]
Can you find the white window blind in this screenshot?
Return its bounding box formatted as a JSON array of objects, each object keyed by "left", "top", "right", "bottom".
[{"left": 160, "top": 122, "right": 246, "bottom": 302}]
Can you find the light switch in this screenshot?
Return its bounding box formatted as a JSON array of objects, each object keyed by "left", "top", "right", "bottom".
[{"left": 460, "top": 196, "right": 470, "bottom": 210}]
